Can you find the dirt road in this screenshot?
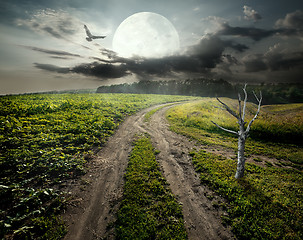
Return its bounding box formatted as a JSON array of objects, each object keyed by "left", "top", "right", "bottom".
[{"left": 63, "top": 103, "right": 234, "bottom": 240}]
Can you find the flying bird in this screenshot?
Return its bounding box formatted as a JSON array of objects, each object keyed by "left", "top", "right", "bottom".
[{"left": 84, "top": 25, "right": 106, "bottom": 41}]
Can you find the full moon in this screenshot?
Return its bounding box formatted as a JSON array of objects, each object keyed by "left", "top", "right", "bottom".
[{"left": 112, "top": 12, "right": 180, "bottom": 58}]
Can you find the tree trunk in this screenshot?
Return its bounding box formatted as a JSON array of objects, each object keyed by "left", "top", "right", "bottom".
[
  {"left": 212, "top": 85, "right": 262, "bottom": 179},
  {"left": 235, "top": 132, "right": 246, "bottom": 179}
]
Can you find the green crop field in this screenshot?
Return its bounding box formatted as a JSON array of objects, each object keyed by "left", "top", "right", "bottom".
[
  {"left": 0, "top": 93, "right": 197, "bottom": 239},
  {"left": 167, "top": 98, "right": 303, "bottom": 239}
]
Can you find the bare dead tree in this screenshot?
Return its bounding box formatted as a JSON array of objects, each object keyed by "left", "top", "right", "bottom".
[{"left": 211, "top": 84, "right": 262, "bottom": 179}]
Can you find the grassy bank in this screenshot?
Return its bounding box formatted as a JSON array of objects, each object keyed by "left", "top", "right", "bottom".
[
  {"left": 166, "top": 99, "right": 303, "bottom": 168},
  {"left": 167, "top": 98, "right": 303, "bottom": 239},
  {"left": 116, "top": 136, "right": 187, "bottom": 239},
  {"left": 190, "top": 150, "right": 302, "bottom": 239}
]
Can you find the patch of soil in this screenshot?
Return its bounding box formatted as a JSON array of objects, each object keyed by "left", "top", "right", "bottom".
[{"left": 61, "top": 103, "right": 235, "bottom": 240}]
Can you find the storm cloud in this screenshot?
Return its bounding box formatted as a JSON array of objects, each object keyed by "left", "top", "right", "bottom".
[
  {"left": 243, "top": 44, "right": 303, "bottom": 72},
  {"left": 5, "top": 1, "right": 302, "bottom": 92},
  {"left": 31, "top": 8, "right": 303, "bottom": 85},
  {"left": 207, "top": 10, "right": 303, "bottom": 41},
  {"left": 72, "top": 62, "right": 129, "bottom": 79},
  {"left": 275, "top": 10, "right": 303, "bottom": 37},
  {"left": 34, "top": 34, "right": 248, "bottom": 80},
  {"left": 217, "top": 23, "right": 276, "bottom": 41}
]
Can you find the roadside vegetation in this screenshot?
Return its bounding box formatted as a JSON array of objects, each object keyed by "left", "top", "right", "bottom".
[
  {"left": 144, "top": 103, "right": 175, "bottom": 122},
  {"left": 190, "top": 150, "right": 302, "bottom": 239},
  {"left": 167, "top": 98, "right": 303, "bottom": 239},
  {"left": 167, "top": 99, "right": 303, "bottom": 168},
  {"left": 116, "top": 136, "right": 187, "bottom": 239},
  {"left": 0, "top": 93, "right": 196, "bottom": 239}
]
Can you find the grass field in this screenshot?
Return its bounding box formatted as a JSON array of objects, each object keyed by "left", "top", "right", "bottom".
[
  {"left": 167, "top": 98, "right": 303, "bottom": 239},
  {"left": 2, "top": 93, "right": 302, "bottom": 239},
  {"left": 167, "top": 98, "right": 303, "bottom": 167},
  {"left": 116, "top": 136, "right": 187, "bottom": 239},
  {"left": 0, "top": 93, "right": 197, "bottom": 239}
]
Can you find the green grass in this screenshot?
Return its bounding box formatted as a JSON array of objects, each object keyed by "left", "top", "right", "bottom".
[
  {"left": 116, "top": 136, "right": 187, "bottom": 239},
  {"left": 144, "top": 103, "right": 175, "bottom": 122},
  {"left": 166, "top": 98, "right": 303, "bottom": 166},
  {"left": 166, "top": 98, "right": 303, "bottom": 239},
  {"left": 0, "top": 93, "right": 196, "bottom": 239},
  {"left": 190, "top": 150, "right": 303, "bottom": 240}
]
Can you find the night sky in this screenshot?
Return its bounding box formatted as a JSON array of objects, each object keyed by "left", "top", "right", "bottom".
[{"left": 0, "top": 0, "right": 303, "bottom": 94}]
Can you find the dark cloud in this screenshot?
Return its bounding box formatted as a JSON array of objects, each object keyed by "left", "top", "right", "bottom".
[
  {"left": 72, "top": 62, "right": 129, "bottom": 79},
  {"left": 217, "top": 23, "right": 276, "bottom": 41},
  {"left": 184, "top": 34, "right": 248, "bottom": 68},
  {"left": 208, "top": 10, "right": 303, "bottom": 40},
  {"left": 222, "top": 54, "right": 239, "bottom": 65},
  {"left": 34, "top": 60, "right": 131, "bottom": 80},
  {"left": 50, "top": 56, "right": 73, "bottom": 60},
  {"left": 34, "top": 63, "right": 70, "bottom": 73},
  {"left": 243, "top": 5, "right": 262, "bottom": 22},
  {"left": 275, "top": 10, "right": 303, "bottom": 36},
  {"left": 28, "top": 8, "right": 302, "bottom": 84},
  {"left": 243, "top": 46, "right": 303, "bottom": 73},
  {"left": 23, "top": 46, "right": 82, "bottom": 57},
  {"left": 187, "top": 35, "right": 226, "bottom": 67},
  {"left": 100, "top": 48, "right": 120, "bottom": 60},
  {"left": 209, "top": 54, "right": 240, "bottom": 80},
  {"left": 89, "top": 34, "right": 247, "bottom": 79},
  {"left": 228, "top": 42, "right": 249, "bottom": 52},
  {"left": 243, "top": 54, "right": 268, "bottom": 72},
  {"left": 34, "top": 34, "right": 247, "bottom": 80},
  {"left": 266, "top": 51, "right": 303, "bottom": 71}
]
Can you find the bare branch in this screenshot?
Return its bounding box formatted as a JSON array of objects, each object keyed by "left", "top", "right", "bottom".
[
  {"left": 238, "top": 93, "right": 242, "bottom": 120},
  {"left": 246, "top": 91, "right": 262, "bottom": 133},
  {"left": 216, "top": 97, "right": 239, "bottom": 120},
  {"left": 242, "top": 84, "right": 248, "bottom": 121},
  {"left": 211, "top": 121, "right": 239, "bottom": 135},
  {"left": 253, "top": 90, "right": 262, "bottom": 103}
]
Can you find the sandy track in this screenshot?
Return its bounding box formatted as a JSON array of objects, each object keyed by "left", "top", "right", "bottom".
[{"left": 63, "top": 103, "right": 234, "bottom": 240}]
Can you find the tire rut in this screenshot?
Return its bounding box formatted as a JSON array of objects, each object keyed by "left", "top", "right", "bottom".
[
  {"left": 143, "top": 105, "right": 234, "bottom": 240},
  {"left": 63, "top": 103, "right": 234, "bottom": 240}
]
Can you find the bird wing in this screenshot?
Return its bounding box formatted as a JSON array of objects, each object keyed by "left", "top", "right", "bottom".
[
  {"left": 84, "top": 25, "right": 93, "bottom": 38},
  {"left": 91, "top": 35, "right": 106, "bottom": 39}
]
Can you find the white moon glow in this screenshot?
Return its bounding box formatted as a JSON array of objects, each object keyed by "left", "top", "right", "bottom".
[{"left": 112, "top": 12, "right": 180, "bottom": 58}]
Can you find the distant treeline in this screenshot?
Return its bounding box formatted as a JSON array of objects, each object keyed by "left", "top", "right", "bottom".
[
  {"left": 96, "top": 78, "right": 303, "bottom": 104},
  {"left": 20, "top": 89, "right": 97, "bottom": 95}
]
